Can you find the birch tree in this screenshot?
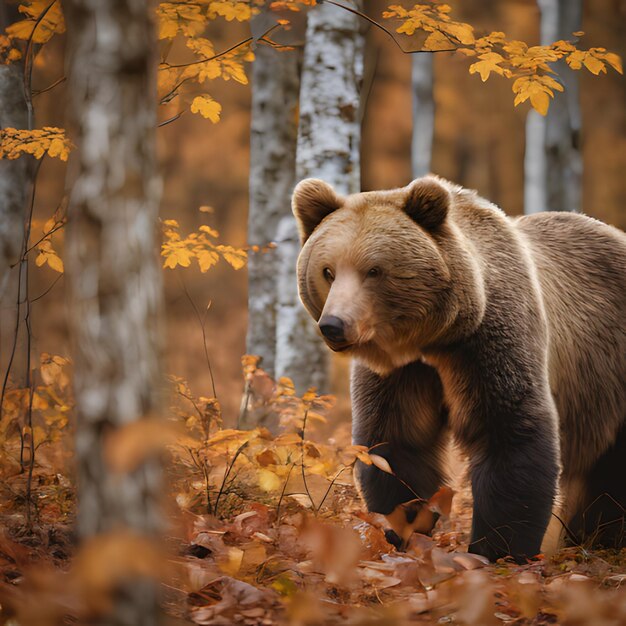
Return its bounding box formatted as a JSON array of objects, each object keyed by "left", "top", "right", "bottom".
[
  {"left": 63, "top": 0, "right": 163, "bottom": 623},
  {"left": 524, "top": 0, "right": 582, "bottom": 214},
  {"left": 247, "top": 40, "right": 301, "bottom": 383},
  {"left": 411, "top": 54, "right": 434, "bottom": 178},
  {"left": 0, "top": 6, "right": 30, "bottom": 290},
  {"left": 275, "top": 1, "right": 364, "bottom": 393}
]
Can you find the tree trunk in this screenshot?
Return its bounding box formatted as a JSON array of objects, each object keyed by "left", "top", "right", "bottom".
[
  {"left": 0, "top": 9, "right": 34, "bottom": 410},
  {"left": 63, "top": 1, "right": 163, "bottom": 624},
  {"left": 0, "top": 5, "right": 30, "bottom": 291},
  {"left": 246, "top": 43, "right": 301, "bottom": 383},
  {"left": 411, "top": 54, "right": 434, "bottom": 178},
  {"left": 0, "top": 65, "right": 29, "bottom": 288},
  {"left": 275, "top": 1, "right": 364, "bottom": 393},
  {"left": 524, "top": 0, "right": 582, "bottom": 214}
]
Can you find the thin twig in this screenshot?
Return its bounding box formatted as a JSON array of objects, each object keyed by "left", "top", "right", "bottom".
[
  {"left": 299, "top": 408, "right": 316, "bottom": 512},
  {"left": 367, "top": 442, "right": 426, "bottom": 503},
  {"left": 159, "top": 36, "right": 254, "bottom": 70},
  {"left": 201, "top": 461, "right": 212, "bottom": 514},
  {"left": 22, "top": 159, "right": 40, "bottom": 529},
  {"left": 157, "top": 21, "right": 281, "bottom": 102},
  {"left": 158, "top": 111, "right": 184, "bottom": 127},
  {"left": 32, "top": 75, "right": 66, "bottom": 97},
  {"left": 0, "top": 159, "right": 42, "bottom": 423},
  {"left": 24, "top": 219, "right": 66, "bottom": 255},
  {"left": 23, "top": 1, "right": 58, "bottom": 127},
  {"left": 0, "top": 259, "right": 23, "bottom": 425},
  {"left": 276, "top": 462, "right": 297, "bottom": 520},
  {"left": 31, "top": 273, "right": 63, "bottom": 303},
  {"left": 317, "top": 466, "right": 349, "bottom": 511},
  {"left": 324, "top": 0, "right": 457, "bottom": 55},
  {"left": 549, "top": 510, "right": 581, "bottom": 547},
  {"left": 178, "top": 276, "right": 217, "bottom": 399},
  {"left": 176, "top": 388, "right": 204, "bottom": 421},
  {"left": 213, "top": 440, "right": 249, "bottom": 516},
  {"left": 237, "top": 379, "right": 251, "bottom": 430}
]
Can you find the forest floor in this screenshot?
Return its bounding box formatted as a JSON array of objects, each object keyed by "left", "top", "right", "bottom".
[{"left": 0, "top": 363, "right": 625, "bottom": 625}]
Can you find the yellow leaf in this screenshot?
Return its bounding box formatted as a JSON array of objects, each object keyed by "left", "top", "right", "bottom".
[
  {"left": 369, "top": 454, "right": 394, "bottom": 474},
  {"left": 258, "top": 468, "right": 281, "bottom": 492},
  {"left": 209, "top": 1, "right": 251, "bottom": 22},
  {"left": 6, "top": 2, "right": 65, "bottom": 44},
  {"left": 273, "top": 433, "right": 302, "bottom": 447},
  {"left": 186, "top": 37, "right": 215, "bottom": 58},
  {"left": 469, "top": 52, "right": 507, "bottom": 82},
  {"left": 512, "top": 76, "right": 556, "bottom": 114},
  {"left": 217, "top": 244, "right": 247, "bottom": 270},
  {"left": 442, "top": 21, "right": 474, "bottom": 45},
  {"left": 46, "top": 251, "right": 64, "bottom": 273},
  {"left": 602, "top": 52, "right": 623, "bottom": 74},
  {"left": 196, "top": 249, "right": 219, "bottom": 272},
  {"left": 276, "top": 377, "right": 296, "bottom": 396},
  {"left": 0, "top": 127, "right": 71, "bottom": 161},
  {"left": 221, "top": 58, "right": 248, "bottom": 84},
  {"left": 199, "top": 224, "right": 219, "bottom": 237},
  {"left": 47, "top": 137, "right": 66, "bottom": 160},
  {"left": 566, "top": 50, "right": 585, "bottom": 70},
  {"left": 35, "top": 239, "right": 64, "bottom": 273},
  {"left": 191, "top": 60, "right": 222, "bottom": 83},
  {"left": 156, "top": 3, "right": 204, "bottom": 40},
  {"left": 190, "top": 95, "right": 222, "bottom": 123},
  {"left": 162, "top": 245, "right": 193, "bottom": 269},
  {"left": 583, "top": 54, "right": 605, "bottom": 75},
  {"left": 32, "top": 392, "right": 49, "bottom": 411},
  {"left": 529, "top": 90, "right": 549, "bottom": 116},
  {"left": 206, "top": 428, "right": 257, "bottom": 450},
  {"left": 423, "top": 31, "right": 451, "bottom": 52},
  {"left": 256, "top": 449, "right": 279, "bottom": 467},
  {"left": 43, "top": 217, "right": 56, "bottom": 233}
]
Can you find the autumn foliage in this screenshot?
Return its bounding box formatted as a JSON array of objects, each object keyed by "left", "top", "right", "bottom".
[
  {"left": 1, "top": 0, "right": 623, "bottom": 163},
  {"left": 1, "top": 357, "right": 625, "bottom": 623}
]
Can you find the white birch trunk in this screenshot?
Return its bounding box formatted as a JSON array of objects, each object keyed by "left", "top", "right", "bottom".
[
  {"left": 63, "top": 0, "right": 163, "bottom": 623},
  {"left": 524, "top": 0, "right": 582, "bottom": 214},
  {"left": 246, "top": 43, "right": 301, "bottom": 382},
  {"left": 0, "top": 63, "right": 29, "bottom": 291},
  {"left": 0, "top": 7, "right": 29, "bottom": 288},
  {"left": 0, "top": 8, "right": 34, "bottom": 393},
  {"left": 275, "top": 1, "right": 364, "bottom": 393},
  {"left": 411, "top": 54, "right": 434, "bottom": 178}
]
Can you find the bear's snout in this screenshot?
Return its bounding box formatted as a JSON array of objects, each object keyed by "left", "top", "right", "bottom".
[{"left": 319, "top": 315, "right": 348, "bottom": 347}]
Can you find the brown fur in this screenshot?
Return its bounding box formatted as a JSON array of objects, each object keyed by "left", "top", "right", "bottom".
[{"left": 293, "top": 175, "right": 626, "bottom": 561}]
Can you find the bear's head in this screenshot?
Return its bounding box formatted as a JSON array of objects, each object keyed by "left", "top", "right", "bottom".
[{"left": 293, "top": 176, "right": 468, "bottom": 373}]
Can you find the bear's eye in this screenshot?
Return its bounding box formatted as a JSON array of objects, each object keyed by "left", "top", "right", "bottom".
[
  {"left": 367, "top": 267, "right": 381, "bottom": 278},
  {"left": 323, "top": 267, "right": 335, "bottom": 283}
]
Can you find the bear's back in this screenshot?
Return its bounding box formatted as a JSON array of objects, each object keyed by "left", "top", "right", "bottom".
[{"left": 514, "top": 212, "right": 626, "bottom": 474}]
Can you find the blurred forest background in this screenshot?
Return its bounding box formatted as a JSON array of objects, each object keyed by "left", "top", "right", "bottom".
[{"left": 15, "top": 0, "right": 624, "bottom": 427}]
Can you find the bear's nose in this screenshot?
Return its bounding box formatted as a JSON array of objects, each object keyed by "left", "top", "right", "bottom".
[{"left": 319, "top": 315, "right": 346, "bottom": 344}]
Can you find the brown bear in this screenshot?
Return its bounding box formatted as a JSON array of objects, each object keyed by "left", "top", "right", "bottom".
[{"left": 292, "top": 175, "right": 626, "bottom": 562}]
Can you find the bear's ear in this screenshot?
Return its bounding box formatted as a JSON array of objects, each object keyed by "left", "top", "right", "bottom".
[
  {"left": 403, "top": 177, "right": 450, "bottom": 230},
  {"left": 292, "top": 178, "right": 344, "bottom": 244}
]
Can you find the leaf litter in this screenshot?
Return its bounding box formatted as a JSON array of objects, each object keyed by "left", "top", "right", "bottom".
[{"left": 0, "top": 359, "right": 624, "bottom": 625}]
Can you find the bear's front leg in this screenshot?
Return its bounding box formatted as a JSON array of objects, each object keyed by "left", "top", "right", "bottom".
[
  {"left": 468, "top": 421, "right": 560, "bottom": 563},
  {"left": 351, "top": 360, "right": 448, "bottom": 515}
]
